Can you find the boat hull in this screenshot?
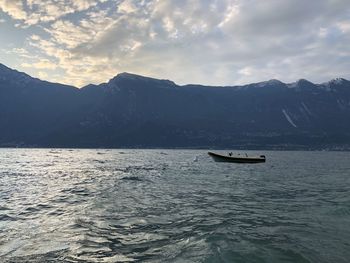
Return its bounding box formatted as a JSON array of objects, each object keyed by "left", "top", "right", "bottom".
[{"left": 208, "top": 152, "right": 266, "bottom": 163}]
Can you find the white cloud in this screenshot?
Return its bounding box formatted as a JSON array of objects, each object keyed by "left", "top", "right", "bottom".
[
  {"left": 38, "top": 71, "right": 48, "bottom": 79},
  {"left": 3, "top": 0, "right": 350, "bottom": 87},
  {"left": 318, "top": 27, "right": 329, "bottom": 38},
  {"left": 238, "top": 67, "right": 253, "bottom": 76},
  {"left": 21, "top": 59, "right": 57, "bottom": 70},
  {"left": 0, "top": 0, "right": 27, "bottom": 20},
  {"left": 47, "top": 20, "right": 93, "bottom": 49},
  {"left": 337, "top": 21, "right": 350, "bottom": 33},
  {"left": 118, "top": 0, "right": 138, "bottom": 14},
  {"left": 0, "top": 0, "right": 104, "bottom": 25}
]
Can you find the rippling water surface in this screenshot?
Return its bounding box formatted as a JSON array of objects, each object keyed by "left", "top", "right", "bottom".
[{"left": 0, "top": 149, "right": 350, "bottom": 262}]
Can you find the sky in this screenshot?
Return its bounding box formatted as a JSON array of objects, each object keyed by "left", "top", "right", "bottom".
[{"left": 0, "top": 0, "right": 350, "bottom": 87}]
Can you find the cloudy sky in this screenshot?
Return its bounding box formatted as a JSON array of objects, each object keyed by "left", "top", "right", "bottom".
[{"left": 0, "top": 0, "right": 349, "bottom": 87}]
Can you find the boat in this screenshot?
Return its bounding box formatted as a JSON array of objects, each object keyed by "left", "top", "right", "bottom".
[{"left": 208, "top": 152, "right": 266, "bottom": 163}]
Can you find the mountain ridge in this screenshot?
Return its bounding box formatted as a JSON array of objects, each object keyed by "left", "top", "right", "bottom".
[
  {"left": 1, "top": 63, "right": 348, "bottom": 90},
  {"left": 1, "top": 63, "right": 350, "bottom": 150}
]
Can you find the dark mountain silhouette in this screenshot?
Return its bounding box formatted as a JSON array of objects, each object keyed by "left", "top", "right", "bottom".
[{"left": 1, "top": 63, "right": 350, "bottom": 149}]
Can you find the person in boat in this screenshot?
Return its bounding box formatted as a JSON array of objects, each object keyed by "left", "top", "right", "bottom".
[{"left": 229, "top": 152, "right": 233, "bottom": 156}]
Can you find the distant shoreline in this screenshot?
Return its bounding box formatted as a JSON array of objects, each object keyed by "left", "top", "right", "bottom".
[{"left": 1, "top": 145, "right": 349, "bottom": 152}]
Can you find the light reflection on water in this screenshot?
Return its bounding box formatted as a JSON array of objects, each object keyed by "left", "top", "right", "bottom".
[{"left": 0, "top": 149, "right": 350, "bottom": 262}]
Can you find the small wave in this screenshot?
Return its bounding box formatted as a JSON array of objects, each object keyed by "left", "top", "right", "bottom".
[
  {"left": 114, "top": 165, "right": 157, "bottom": 173},
  {"left": 47, "top": 209, "right": 65, "bottom": 216},
  {"left": 36, "top": 203, "right": 53, "bottom": 210},
  {"left": 68, "top": 254, "right": 135, "bottom": 263},
  {"left": 121, "top": 176, "right": 143, "bottom": 182},
  {"left": 23, "top": 206, "right": 41, "bottom": 213},
  {"left": 0, "top": 214, "right": 16, "bottom": 221},
  {"left": 94, "top": 159, "right": 105, "bottom": 164},
  {"left": 49, "top": 150, "right": 62, "bottom": 154},
  {"left": 329, "top": 207, "right": 350, "bottom": 216},
  {"left": 69, "top": 188, "right": 90, "bottom": 196},
  {"left": 2, "top": 246, "right": 69, "bottom": 262}
]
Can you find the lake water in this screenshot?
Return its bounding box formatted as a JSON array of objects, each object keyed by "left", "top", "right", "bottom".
[{"left": 0, "top": 149, "right": 349, "bottom": 262}]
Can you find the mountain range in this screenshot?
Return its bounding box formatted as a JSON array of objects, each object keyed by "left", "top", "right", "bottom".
[{"left": 1, "top": 63, "right": 350, "bottom": 149}]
